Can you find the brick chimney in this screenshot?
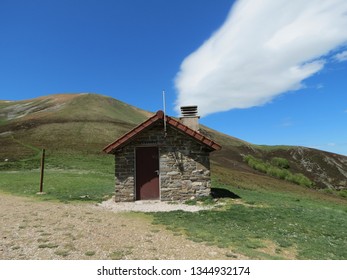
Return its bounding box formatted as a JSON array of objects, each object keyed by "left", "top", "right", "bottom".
[{"left": 179, "top": 106, "right": 200, "bottom": 131}]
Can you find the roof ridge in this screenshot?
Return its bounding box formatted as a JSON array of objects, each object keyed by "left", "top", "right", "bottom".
[{"left": 103, "top": 110, "right": 221, "bottom": 153}]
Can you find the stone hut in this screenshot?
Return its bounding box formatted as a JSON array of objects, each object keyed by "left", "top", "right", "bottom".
[{"left": 103, "top": 108, "right": 221, "bottom": 202}]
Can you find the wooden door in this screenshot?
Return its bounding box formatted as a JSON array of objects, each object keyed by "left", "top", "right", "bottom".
[{"left": 136, "top": 147, "right": 159, "bottom": 200}]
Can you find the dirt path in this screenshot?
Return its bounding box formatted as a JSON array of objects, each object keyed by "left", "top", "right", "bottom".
[{"left": 0, "top": 194, "right": 243, "bottom": 260}]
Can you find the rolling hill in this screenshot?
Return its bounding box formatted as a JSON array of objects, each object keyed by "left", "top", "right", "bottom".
[{"left": 0, "top": 93, "right": 346, "bottom": 197}]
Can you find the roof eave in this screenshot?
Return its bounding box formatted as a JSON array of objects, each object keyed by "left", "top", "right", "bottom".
[
  {"left": 103, "top": 110, "right": 221, "bottom": 154},
  {"left": 103, "top": 111, "right": 163, "bottom": 154}
]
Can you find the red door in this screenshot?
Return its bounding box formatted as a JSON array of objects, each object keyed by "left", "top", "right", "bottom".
[{"left": 136, "top": 147, "right": 160, "bottom": 200}]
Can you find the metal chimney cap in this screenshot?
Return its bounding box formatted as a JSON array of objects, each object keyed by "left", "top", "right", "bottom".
[{"left": 180, "top": 105, "right": 198, "bottom": 117}]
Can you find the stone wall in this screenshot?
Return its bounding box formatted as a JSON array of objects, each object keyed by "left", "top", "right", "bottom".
[
  {"left": 159, "top": 128, "right": 211, "bottom": 201},
  {"left": 114, "top": 147, "right": 135, "bottom": 202},
  {"left": 114, "top": 120, "right": 213, "bottom": 202}
]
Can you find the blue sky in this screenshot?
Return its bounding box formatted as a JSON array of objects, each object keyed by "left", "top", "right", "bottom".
[{"left": 1, "top": 0, "right": 347, "bottom": 155}]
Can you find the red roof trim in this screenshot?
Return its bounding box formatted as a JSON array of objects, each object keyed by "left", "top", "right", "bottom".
[{"left": 103, "top": 110, "right": 221, "bottom": 154}]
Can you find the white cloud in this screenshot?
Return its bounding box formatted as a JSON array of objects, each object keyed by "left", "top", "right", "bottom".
[
  {"left": 334, "top": 50, "right": 347, "bottom": 61},
  {"left": 175, "top": 0, "right": 347, "bottom": 117}
]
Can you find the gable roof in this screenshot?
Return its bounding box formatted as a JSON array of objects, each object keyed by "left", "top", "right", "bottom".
[{"left": 103, "top": 110, "right": 221, "bottom": 154}]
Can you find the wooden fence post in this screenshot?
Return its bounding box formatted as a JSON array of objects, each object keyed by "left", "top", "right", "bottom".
[{"left": 39, "top": 149, "right": 45, "bottom": 193}]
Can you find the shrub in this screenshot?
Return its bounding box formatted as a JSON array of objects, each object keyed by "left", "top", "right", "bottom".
[
  {"left": 338, "top": 190, "right": 347, "bottom": 198},
  {"left": 243, "top": 155, "right": 314, "bottom": 188},
  {"left": 244, "top": 155, "right": 269, "bottom": 173},
  {"left": 271, "top": 157, "right": 290, "bottom": 169},
  {"left": 291, "top": 173, "right": 314, "bottom": 188},
  {"left": 267, "top": 166, "right": 290, "bottom": 180}
]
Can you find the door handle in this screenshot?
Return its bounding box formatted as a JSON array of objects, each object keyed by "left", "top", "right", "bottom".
[{"left": 155, "top": 170, "right": 160, "bottom": 176}]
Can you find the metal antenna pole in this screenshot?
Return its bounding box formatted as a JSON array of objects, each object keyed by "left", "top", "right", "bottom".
[{"left": 162, "top": 90, "right": 167, "bottom": 136}]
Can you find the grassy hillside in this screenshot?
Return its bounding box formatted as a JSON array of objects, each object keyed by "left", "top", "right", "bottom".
[
  {"left": 1, "top": 93, "right": 346, "bottom": 193},
  {"left": 0, "top": 93, "right": 346, "bottom": 259},
  {"left": 200, "top": 125, "right": 347, "bottom": 195},
  {"left": 0, "top": 93, "right": 151, "bottom": 166},
  {"left": 0, "top": 93, "right": 152, "bottom": 201}
]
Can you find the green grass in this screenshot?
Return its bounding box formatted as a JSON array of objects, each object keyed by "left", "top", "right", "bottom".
[
  {"left": 54, "top": 250, "right": 70, "bottom": 257},
  {"left": 255, "top": 145, "right": 293, "bottom": 151},
  {"left": 1, "top": 149, "right": 346, "bottom": 259},
  {"left": 109, "top": 249, "right": 132, "bottom": 260},
  {"left": 85, "top": 251, "right": 96, "bottom": 257},
  {"left": 150, "top": 183, "right": 347, "bottom": 259},
  {"left": 57, "top": 93, "right": 147, "bottom": 125},
  {"left": 1, "top": 153, "right": 346, "bottom": 260},
  {"left": 0, "top": 169, "right": 114, "bottom": 202},
  {"left": 0, "top": 153, "right": 114, "bottom": 203},
  {"left": 38, "top": 243, "right": 59, "bottom": 249}
]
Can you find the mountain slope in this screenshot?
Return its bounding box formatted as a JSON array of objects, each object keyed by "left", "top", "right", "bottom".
[
  {"left": 198, "top": 125, "right": 347, "bottom": 191},
  {"left": 0, "top": 93, "right": 346, "bottom": 193},
  {"left": 0, "top": 93, "right": 151, "bottom": 158}
]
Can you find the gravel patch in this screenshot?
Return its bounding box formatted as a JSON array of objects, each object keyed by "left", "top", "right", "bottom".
[
  {"left": 98, "top": 197, "right": 212, "bottom": 212},
  {"left": 0, "top": 193, "right": 244, "bottom": 260}
]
